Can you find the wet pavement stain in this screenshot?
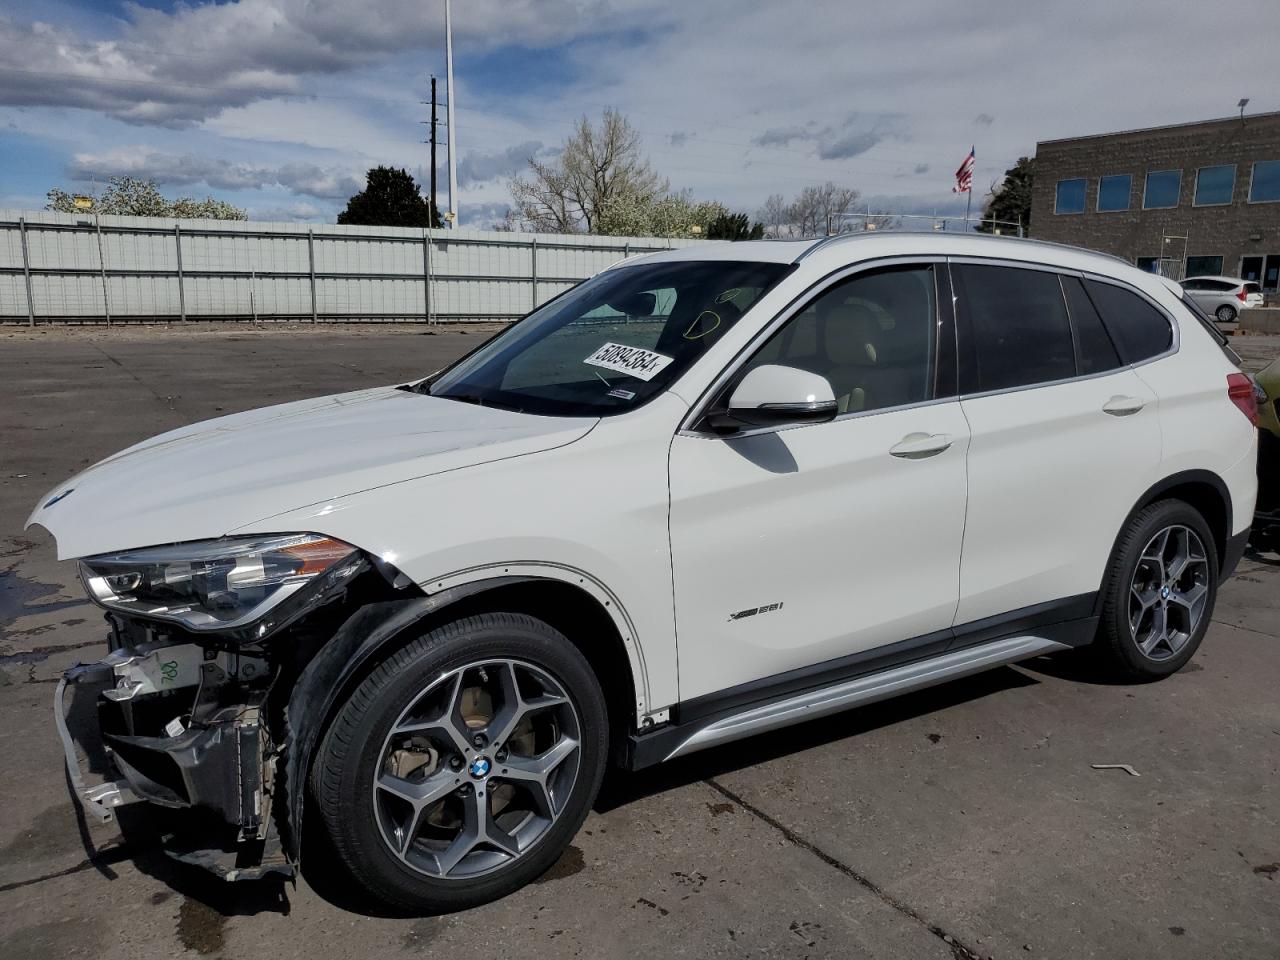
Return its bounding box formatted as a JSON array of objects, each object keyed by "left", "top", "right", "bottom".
[
  {"left": 534, "top": 843, "right": 585, "bottom": 883},
  {"left": 0, "top": 917, "right": 104, "bottom": 960},
  {"left": 0, "top": 566, "right": 89, "bottom": 637},
  {"left": 401, "top": 917, "right": 446, "bottom": 951},
  {"left": 0, "top": 803, "right": 85, "bottom": 863},
  {"left": 706, "top": 801, "right": 735, "bottom": 817},
  {"left": 177, "top": 896, "right": 228, "bottom": 955}
]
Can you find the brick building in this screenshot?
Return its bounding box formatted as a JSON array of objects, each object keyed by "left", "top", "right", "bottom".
[{"left": 1030, "top": 112, "right": 1280, "bottom": 290}]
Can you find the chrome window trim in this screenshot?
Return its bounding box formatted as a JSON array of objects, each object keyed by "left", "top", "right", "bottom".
[
  {"left": 676, "top": 255, "right": 947, "bottom": 438},
  {"left": 676, "top": 252, "right": 1182, "bottom": 439},
  {"left": 943, "top": 256, "right": 1180, "bottom": 400},
  {"left": 1192, "top": 164, "right": 1237, "bottom": 208}
]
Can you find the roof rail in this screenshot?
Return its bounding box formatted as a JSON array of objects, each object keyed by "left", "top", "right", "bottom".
[{"left": 791, "top": 230, "right": 1132, "bottom": 268}]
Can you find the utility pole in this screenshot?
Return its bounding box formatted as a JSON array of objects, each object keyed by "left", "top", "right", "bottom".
[
  {"left": 430, "top": 76, "right": 438, "bottom": 226},
  {"left": 444, "top": 0, "right": 459, "bottom": 229},
  {"left": 420, "top": 77, "right": 439, "bottom": 227}
]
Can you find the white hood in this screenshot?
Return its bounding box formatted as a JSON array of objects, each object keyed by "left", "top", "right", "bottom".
[{"left": 27, "top": 385, "right": 596, "bottom": 560}]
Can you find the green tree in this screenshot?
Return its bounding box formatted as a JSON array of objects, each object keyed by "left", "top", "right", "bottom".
[
  {"left": 979, "top": 157, "right": 1034, "bottom": 234},
  {"left": 46, "top": 176, "right": 247, "bottom": 219},
  {"left": 337, "top": 166, "right": 440, "bottom": 227},
  {"left": 705, "top": 211, "right": 764, "bottom": 240}
]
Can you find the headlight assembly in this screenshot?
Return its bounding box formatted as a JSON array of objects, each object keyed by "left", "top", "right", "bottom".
[{"left": 79, "top": 534, "right": 363, "bottom": 637}]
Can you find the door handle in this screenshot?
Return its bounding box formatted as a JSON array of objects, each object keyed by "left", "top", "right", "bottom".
[
  {"left": 889, "top": 432, "right": 953, "bottom": 459},
  {"left": 1102, "top": 395, "right": 1146, "bottom": 417}
]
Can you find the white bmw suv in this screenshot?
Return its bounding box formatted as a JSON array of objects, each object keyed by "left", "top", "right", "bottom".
[{"left": 35, "top": 233, "right": 1258, "bottom": 910}]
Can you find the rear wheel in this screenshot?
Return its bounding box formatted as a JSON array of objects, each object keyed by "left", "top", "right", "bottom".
[
  {"left": 1094, "top": 500, "right": 1219, "bottom": 679},
  {"left": 1215, "top": 303, "right": 1238, "bottom": 323},
  {"left": 313, "top": 612, "right": 607, "bottom": 911}
]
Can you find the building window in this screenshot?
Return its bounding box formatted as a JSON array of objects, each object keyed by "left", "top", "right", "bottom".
[
  {"left": 1143, "top": 170, "right": 1181, "bottom": 209},
  {"left": 1193, "top": 165, "right": 1235, "bottom": 206},
  {"left": 1185, "top": 256, "right": 1224, "bottom": 278},
  {"left": 1055, "top": 178, "right": 1087, "bottom": 214},
  {"left": 1097, "top": 175, "right": 1131, "bottom": 212},
  {"left": 1249, "top": 160, "right": 1280, "bottom": 203},
  {"left": 1136, "top": 257, "right": 1160, "bottom": 273}
]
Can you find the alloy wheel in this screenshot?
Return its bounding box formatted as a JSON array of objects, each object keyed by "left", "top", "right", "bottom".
[
  {"left": 372, "top": 658, "right": 581, "bottom": 879},
  {"left": 1215, "top": 304, "right": 1236, "bottom": 323},
  {"left": 1128, "top": 524, "right": 1210, "bottom": 661}
]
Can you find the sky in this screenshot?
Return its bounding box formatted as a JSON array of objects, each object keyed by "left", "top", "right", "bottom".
[{"left": 1, "top": 0, "right": 1278, "bottom": 228}]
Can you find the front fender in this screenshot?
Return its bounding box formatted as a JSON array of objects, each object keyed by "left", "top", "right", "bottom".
[{"left": 281, "top": 580, "right": 524, "bottom": 861}]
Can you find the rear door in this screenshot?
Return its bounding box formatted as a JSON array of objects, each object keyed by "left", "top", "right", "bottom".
[{"left": 951, "top": 262, "right": 1163, "bottom": 629}]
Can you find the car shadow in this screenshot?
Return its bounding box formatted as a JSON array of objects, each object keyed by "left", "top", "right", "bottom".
[
  {"left": 79, "top": 664, "right": 1054, "bottom": 920},
  {"left": 596, "top": 665, "right": 1039, "bottom": 813}
]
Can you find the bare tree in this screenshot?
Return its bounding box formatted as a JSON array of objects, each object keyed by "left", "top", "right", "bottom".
[
  {"left": 509, "top": 109, "right": 667, "bottom": 233},
  {"left": 789, "top": 182, "right": 860, "bottom": 238},
  {"left": 759, "top": 193, "right": 791, "bottom": 238}
]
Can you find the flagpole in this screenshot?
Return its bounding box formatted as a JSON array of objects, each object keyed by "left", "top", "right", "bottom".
[{"left": 965, "top": 146, "right": 974, "bottom": 226}]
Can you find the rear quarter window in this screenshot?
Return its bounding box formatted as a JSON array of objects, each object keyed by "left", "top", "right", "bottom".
[{"left": 1084, "top": 280, "right": 1173, "bottom": 364}]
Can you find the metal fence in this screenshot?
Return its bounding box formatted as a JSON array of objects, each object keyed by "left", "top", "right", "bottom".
[{"left": 0, "top": 210, "right": 696, "bottom": 325}]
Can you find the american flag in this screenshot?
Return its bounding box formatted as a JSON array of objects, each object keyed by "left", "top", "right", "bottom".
[{"left": 952, "top": 146, "right": 975, "bottom": 194}]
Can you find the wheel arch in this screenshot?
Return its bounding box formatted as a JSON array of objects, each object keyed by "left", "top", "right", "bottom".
[
  {"left": 1095, "top": 469, "right": 1233, "bottom": 617},
  {"left": 282, "top": 567, "right": 645, "bottom": 864}
]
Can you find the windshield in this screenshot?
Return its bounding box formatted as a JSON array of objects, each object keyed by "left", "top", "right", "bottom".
[{"left": 427, "top": 259, "right": 792, "bottom": 416}]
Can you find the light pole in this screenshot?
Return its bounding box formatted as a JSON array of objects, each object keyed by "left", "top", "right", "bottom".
[{"left": 445, "top": 0, "right": 459, "bottom": 229}]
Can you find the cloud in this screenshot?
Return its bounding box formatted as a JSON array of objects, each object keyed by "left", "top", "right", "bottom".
[
  {"left": 460, "top": 200, "right": 513, "bottom": 229},
  {"left": 914, "top": 163, "right": 930, "bottom": 174},
  {"left": 457, "top": 141, "right": 543, "bottom": 187},
  {"left": 66, "top": 148, "right": 364, "bottom": 199},
  {"left": 249, "top": 201, "right": 328, "bottom": 221},
  {"left": 668, "top": 131, "right": 692, "bottom": 147},
  {"left": 817, "top": 131, "right": 884, "bottom": 160},
  {"left": 753, "top": 113, "right": 902, "bottom": 160},
  {"left": 0, "top": 2, "right": 622, "bottom": 126},
  {"left": 974, "top": 113, "right": 995, "bottom": 126}
]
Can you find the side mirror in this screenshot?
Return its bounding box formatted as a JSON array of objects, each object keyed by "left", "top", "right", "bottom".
[{"left": 719, "top": 364, "right": 838, "bottom": 429}]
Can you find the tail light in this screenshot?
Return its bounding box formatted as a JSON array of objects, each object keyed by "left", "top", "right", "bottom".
[
  {"left": 1237, "top": 289, "right": 1248, "bottom": 303},
  {"left": 1227, "top": 373, "right": 1258, "bottom": 425}
]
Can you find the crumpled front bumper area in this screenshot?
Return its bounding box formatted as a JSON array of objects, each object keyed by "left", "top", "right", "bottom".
[{"left": 55, "top": 639, "right": 292, "bottom": 881}]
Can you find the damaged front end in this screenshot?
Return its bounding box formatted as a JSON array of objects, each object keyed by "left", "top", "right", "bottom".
[{"left": 53, "top": 532, "right": 420, "bottom": 881}]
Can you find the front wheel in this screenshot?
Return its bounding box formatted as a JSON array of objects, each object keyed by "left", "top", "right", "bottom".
[
  {"left": 312, "top": 612, "right": 608, "bottom": 912},
  {"left": 1215, "top": 303, "right": 1238, "bottom": 324},
  {"left": 1094, "top": 500, "right": 1219, "bottom": 680}
]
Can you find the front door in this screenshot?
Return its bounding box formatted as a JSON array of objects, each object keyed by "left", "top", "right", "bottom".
[{"left": 668, "top": 262, "right": 970, "bottom": 703}]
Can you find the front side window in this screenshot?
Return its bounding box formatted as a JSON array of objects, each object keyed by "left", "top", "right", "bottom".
[
  {"left": 739, "top": 264, "right": 938, "bottom": 415},
  {"left": 952, "top": 264, "right": 1076, "bottom": 392},
  {"left": 1194, "top": 165, "right": 1235, "bottom": 206},
  {"left": 1097, "top": 174, "right": 1132, "bottom": 212},
  {"left": 1084, "top": 279, "right": 1173, "bottom": 364},
  {"left": 1249, "top": 160, "right": 1280, "bottom": 202},
  {"left": 1143, "top": 170, "right": 1182, "bottom": 209},
  {"left": 428, "top": 260, "right": 790, "bottom": 416},
  {"left": 1055, "top": 178, "right": 1087, "bottom": 214},
  {"left": 1185, "top": 256, "right": 1224, "bottom": 278}
]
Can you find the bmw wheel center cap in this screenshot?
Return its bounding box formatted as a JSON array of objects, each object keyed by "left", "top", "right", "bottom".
[
  {"left": 1160, "top": 585, "right": 1171, "bottom": 600},
  {"left": 469, "top": 757, "right": 492, "bottom": 779}
]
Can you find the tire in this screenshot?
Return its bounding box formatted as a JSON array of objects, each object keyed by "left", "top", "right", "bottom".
[
  {"left": 312, "top": 612, "right": 608, "bottom": 912},
  {"left": 1215, "top": 303, "right": 1237, "bottom": 324},
  {"left": 1094, "top": 499, "right": 1219, "bottom": 680}
]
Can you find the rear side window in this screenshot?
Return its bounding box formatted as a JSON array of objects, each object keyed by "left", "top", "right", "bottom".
[
  {"left": 952, "top": 264, "right": 1076, "bottom": 392},
  {"left": 1084, "top": 280, "right": 1173, "bottom": 364},
  {"left": 1061, "top": 276, "right": 1121, "bottom": 375}
]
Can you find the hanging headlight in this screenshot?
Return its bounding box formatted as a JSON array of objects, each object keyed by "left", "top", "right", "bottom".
[{"left": 78, "top": 534, "right": 362, "bottom": 636}]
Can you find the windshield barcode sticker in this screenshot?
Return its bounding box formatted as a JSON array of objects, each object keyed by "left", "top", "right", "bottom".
[{"left": 583, "top": 342, "right": 674, "bottom": 381}]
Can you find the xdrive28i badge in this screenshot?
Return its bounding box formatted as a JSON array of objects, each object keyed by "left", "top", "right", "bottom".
[{"left": 728, "top": 602, "right": 784, "bottom": 622}]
